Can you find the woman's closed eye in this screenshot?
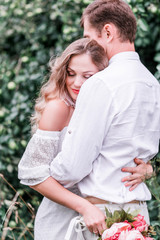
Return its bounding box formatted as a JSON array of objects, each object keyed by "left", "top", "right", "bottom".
[
  {"left": 83, "top": 74, "right": 93, "bottom": 79},
  {"left": 67, "top": 71, "right": 75, "bottom": 76}
]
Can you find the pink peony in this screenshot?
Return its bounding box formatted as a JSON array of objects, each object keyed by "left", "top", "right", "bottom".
[
  {"left": 132, "top": 214, "right": 148, "bottom": 232},
  {"left": 102, "top": 222, "right": 131, "bottom": 240},
  {"left": 119, "top": 229, "right": 145, "bottom": 240}
]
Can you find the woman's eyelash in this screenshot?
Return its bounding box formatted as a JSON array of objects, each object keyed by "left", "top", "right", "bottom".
[
  {"left": 67, "top": 71, "right": 75, "bottom": 76},
  {"left": 67, "top": 72, "right": 93, "bottom": 78},
  {"left": 84, "top": 75, "right": 93, "bottom": 79}
]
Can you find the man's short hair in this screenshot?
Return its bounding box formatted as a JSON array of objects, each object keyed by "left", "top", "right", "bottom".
[{"left": 81, "top": 0, "right": 137, "bottom": 43}]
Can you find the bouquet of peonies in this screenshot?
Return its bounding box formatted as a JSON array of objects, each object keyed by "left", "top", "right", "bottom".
[{"left": 98, "top": 208, "right": 156, "bottom": 240}]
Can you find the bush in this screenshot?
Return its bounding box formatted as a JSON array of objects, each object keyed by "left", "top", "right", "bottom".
[{"left": 0, "top": 0, "right": 160, "bottom": 239}]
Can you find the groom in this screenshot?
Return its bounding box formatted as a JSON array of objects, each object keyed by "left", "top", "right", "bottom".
[
  {"left": 50, "top": 0, "right": 160, "bottom": 237},
  {"left": 36, "top": 0, "right": 160, "bottom": 238}
]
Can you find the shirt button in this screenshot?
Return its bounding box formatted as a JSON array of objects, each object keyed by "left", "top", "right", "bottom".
[
  {"left": 68, "top": 130, "right": 72, "bottom": 134},
  {"left": 146, "top": 83, "right": 152, "bottom": 87}
]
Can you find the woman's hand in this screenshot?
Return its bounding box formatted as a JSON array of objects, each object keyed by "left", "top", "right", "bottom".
[
  {"left": 30, "top": 177, "right": 106, "bottom": 235},
  {"left": 79, "top": 200, "right": 106, "bottom": 235},
  {"left": 121, "top": 158, "right": 153, "bottom": 191}
]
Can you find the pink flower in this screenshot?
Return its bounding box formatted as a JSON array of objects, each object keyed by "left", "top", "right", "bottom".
[
  {"left": 119, "top": 229, "right": 145, "bottom": 240},
  {"left": 102, "top": 222, "right": 131, "bottom": 240},
  {"left": 132, "top": 214, "right": 148, "bottom": 232}
]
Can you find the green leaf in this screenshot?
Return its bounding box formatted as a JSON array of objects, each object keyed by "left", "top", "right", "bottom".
[
  {"left": 154, "top": 53, "right": 160, "bottom": 63},
  {"left": 105, "top": 207, "right": 112, "bottom": 218},
  {"left": 156, "top": 64, "right": 160, "bottom": 71},
  {"left": 136, "top": 4, "right": 145, "bottom": 13},
  {"left": 138, "top": 18, "right": 149, "bottom": 32}
]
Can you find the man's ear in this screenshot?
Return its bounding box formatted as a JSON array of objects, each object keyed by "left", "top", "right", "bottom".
[{"left": 103, "top": 24, "right": 114, "bottom": 43}]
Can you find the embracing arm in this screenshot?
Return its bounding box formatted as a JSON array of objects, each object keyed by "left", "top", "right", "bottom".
[
  {"left": 50, "top": 78, "right": 113, "bottom": 187},
  {"left": 121, "top": 158, "right": 153, "bottom": 191},
  {"left": 31, "top": 177, "right": 106, "bottom": 234}
]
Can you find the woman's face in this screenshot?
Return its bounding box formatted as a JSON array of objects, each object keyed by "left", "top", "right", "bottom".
[{"left": 66, "top": 53, "right": 99, "bottom": 101}]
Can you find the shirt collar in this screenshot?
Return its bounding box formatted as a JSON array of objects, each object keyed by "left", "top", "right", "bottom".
[{"left": 109, "top": 51, "right": 140, "bottom": 65}]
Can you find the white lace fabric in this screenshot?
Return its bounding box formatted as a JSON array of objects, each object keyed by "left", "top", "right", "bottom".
[{"left": 18, "top": 129, "right": 62, "bottom": 186}]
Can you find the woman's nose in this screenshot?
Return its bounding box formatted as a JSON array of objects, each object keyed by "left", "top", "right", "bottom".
[{"left": 74, "top": 76, "right": 84, "bottom": 87}]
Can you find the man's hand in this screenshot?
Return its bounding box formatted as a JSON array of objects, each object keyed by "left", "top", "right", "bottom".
[{"left": 121, "top": 158, "right": 153, "bottom": 191}]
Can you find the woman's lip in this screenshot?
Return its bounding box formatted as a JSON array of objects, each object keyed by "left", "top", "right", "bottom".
[{"left": 72, "top": 89, "right": 80, "bottom": 94}]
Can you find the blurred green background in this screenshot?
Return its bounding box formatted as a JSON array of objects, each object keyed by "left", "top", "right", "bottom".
[{"left": 0, "top": 0, "right": 160, "bottom": 239}]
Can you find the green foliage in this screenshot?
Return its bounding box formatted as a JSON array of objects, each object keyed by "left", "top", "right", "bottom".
[
  {"left": 0, "top": 0, "right": 160, "bottom": 239},
  {"left": 105, "top": 208, "right": 135, "bottom": 228},
  {"left": 128, "top": 0, "right": 160, "bottom": 81}
]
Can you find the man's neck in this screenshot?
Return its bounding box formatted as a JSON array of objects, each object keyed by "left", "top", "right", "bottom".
[{"left": 107, "top": 41, "right": 135, "bottom": 60}]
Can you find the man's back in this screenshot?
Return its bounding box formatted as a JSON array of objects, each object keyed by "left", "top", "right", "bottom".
[
  {"left": 50, "top": 52, "right": 160, "bottom": 204},
  {"left": 78, "top": 51, "right": 160, "bottom": 203}
]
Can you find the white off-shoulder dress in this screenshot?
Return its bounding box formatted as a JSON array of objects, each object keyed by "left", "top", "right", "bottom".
[{"left": 18, "top": 127, "right": 80, "bottom": 240}]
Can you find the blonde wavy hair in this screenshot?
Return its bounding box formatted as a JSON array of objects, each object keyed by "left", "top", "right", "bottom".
[{"left": 31, "top": 38, "right": 108, "bottom": 132}]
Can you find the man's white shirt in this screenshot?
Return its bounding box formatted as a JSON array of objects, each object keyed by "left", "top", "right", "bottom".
[{"left": 50, "top": 52, "right": 160, "bottom": 203}]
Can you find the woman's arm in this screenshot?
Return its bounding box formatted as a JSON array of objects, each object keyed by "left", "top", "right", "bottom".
[
  {"left": 121, "top": 158, "right": 153, "bottom": 191},
  {"left": 31, "top": 177, "right": 106, "bottom": 235},
  {"left": 19, "top": 100, "right": 106, "bottom": 235}
]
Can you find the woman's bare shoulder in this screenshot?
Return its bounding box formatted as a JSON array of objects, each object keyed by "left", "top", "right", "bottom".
[{"left": 39, "top": 99, "right": 71, "bottom": 131}]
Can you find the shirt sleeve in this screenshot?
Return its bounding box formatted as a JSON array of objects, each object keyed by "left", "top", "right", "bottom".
[
  {"left": 18, "top": 130, "right": 60, "bottom": 186},
  {"left": 50, "top": 77, "right": 115, "bottom": 187}
]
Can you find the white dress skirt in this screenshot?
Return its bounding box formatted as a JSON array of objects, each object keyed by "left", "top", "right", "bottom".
[{"left": 18, "top": 128, "right": 80, "bottom": 240}]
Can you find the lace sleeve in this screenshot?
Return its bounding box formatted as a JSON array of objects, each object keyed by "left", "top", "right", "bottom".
[{"left": 18, "top": 129, "right": 60, "bottom": 186}]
